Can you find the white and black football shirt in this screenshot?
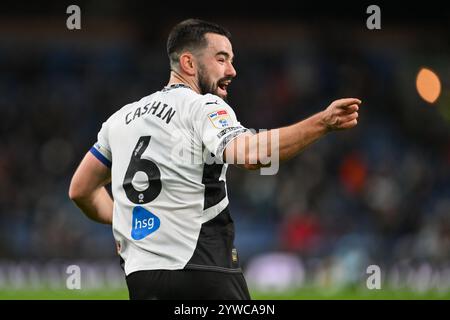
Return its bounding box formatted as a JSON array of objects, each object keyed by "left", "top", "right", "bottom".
[{"left": 90, "top": 84, "right": 248, "bottom": 275}]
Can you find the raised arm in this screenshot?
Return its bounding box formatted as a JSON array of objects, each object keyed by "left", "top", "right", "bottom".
[
  {"left": 69, "top": 152, "right": 113, "bottom": 224},
  {"left": 224, "top": 98, "right": 361, "bottom": 170}
]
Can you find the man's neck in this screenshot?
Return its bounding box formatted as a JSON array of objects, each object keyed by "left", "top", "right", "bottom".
[{"left": 167, "top": 70, "right": 200, "bottom": 94}]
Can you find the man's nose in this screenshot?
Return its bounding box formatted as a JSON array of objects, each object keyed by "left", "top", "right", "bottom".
[{"left": 226, "top": 62, "right": 237, "bottom": 78}]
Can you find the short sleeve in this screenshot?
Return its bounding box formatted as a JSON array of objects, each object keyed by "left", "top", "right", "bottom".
[
  {"left": 90, "top": 120, "right": 112, "bottom": 168},
  {"left": 192, "top": 95, "right": 248, "bottom": 162}
]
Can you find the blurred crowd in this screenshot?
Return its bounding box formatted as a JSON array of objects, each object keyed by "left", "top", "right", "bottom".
[{"left": 0, "top": 15, "right": 449, "bottom": 289}]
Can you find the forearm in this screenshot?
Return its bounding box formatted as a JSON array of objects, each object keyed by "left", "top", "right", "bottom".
[
  {"left": 277, "top": 111, "right": 328, "bottom": 162},
  {"left": 72, "top": 187, "right": 113, "bottom": 225},
  {"left": 226, "top": 112, "right": 326, "bottom": 170},
  {"left": 225, "top": 98, "right": 360, "bottom": 169}
]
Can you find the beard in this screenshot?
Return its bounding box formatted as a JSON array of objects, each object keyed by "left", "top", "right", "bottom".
[{"left": 197, "top": 64, "right": 230, "bottom": 101}]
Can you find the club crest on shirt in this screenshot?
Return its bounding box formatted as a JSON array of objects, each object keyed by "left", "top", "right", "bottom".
[{"left": 208, "top": 109, "right": 232, "bottom": 128}]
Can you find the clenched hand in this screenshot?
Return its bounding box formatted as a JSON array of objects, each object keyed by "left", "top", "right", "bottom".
[{"left": 321, "top": 98, "right": 361, "bottom": 131}]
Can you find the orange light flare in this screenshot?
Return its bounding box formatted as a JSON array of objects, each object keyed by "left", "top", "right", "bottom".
[{"left": 416, "top": 67, "right": 442, "bottom": 104}]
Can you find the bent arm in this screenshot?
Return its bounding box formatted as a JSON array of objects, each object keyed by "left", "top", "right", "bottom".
[
  {"left": 69, "top": 152, "right": 113, "bottom": 224},
  {"left": 224, "top": 98, "right": 361, "bottom": 170}
]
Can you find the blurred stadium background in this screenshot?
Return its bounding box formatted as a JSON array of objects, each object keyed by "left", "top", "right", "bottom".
[{"left": 0, "top": 1, "right": 449, "bottom": 299}]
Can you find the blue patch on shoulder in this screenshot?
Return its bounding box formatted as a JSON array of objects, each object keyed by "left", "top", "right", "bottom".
[{"left": 131, "top": 206, "right": 160, "bottom": 240}]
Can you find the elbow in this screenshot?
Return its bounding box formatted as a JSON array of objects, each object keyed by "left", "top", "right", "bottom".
[
  {"left": 244, "top": 152, "right": 268, "bottom": 170},
  {"left": 68, "top": 187, "right": 81, "bottom": 203},
  {"left": 243, "top": 154, "right": 272, "bottom": 171},
  {"left": 240, "top": 153, "right": 263, "bottom": 170},
  {"left": 243, "top": 163, "right": 261, "bottom": 170},
  {"left": 242, "top": 162, "right": 272, "bottom": 171},
  {"left": 68, "top": 180, "right": 86, "bottom": 203}
]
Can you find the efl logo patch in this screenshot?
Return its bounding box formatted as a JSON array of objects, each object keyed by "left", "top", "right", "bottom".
[
  {"left": 208, "top": 109, "right": 232, "bottom": 128},
  {"left": 131, "top": 206, "right": 160, "bottom": 240}
]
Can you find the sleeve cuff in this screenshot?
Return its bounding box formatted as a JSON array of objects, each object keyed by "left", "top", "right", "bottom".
[
  {"left": 215, "top": 128, "right": 249, "bottom": 161},
  {"left": 90, "top": 146, "right": 112, "bottom": 168}
]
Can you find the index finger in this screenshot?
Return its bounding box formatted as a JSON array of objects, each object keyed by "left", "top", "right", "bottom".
[
  {"left": 340, "top": 104, "right": 359, "bottom": 114},
  {"left": 335, "top": 98, "right": 362, "bottom": 107}
]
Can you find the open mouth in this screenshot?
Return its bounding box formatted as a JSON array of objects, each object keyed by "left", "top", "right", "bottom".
[{"left": 218, "top": 80, "right": 231, "bottom": 94}]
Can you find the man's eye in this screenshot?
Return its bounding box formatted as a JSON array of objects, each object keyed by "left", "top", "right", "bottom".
[{"left": 218, "top": 58, "right": 225, "bottom": 63}]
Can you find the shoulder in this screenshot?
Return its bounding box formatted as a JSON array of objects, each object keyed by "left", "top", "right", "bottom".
[
  {"left": 196, "top": 93, "right": 227, "bottom": 106},
  {"left": 103, "top": 92, "right": 156, "bottom": 125},
  {"left": 191, "top": 93, "right": 234, "bottom": 113}
]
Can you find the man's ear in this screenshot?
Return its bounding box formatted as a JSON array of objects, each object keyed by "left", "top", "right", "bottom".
[{"left": 179, "top": 53, "right": 196, "bottom": 76}]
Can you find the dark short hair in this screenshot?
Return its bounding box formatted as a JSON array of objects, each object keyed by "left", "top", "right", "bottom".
[{"left": 167, "top": 18, "right": 232, "bottom": 70}]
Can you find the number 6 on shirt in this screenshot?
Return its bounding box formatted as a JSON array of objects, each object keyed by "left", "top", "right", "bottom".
[{"left": 122, "top": 136, "right": 162, "bottom": 204}]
